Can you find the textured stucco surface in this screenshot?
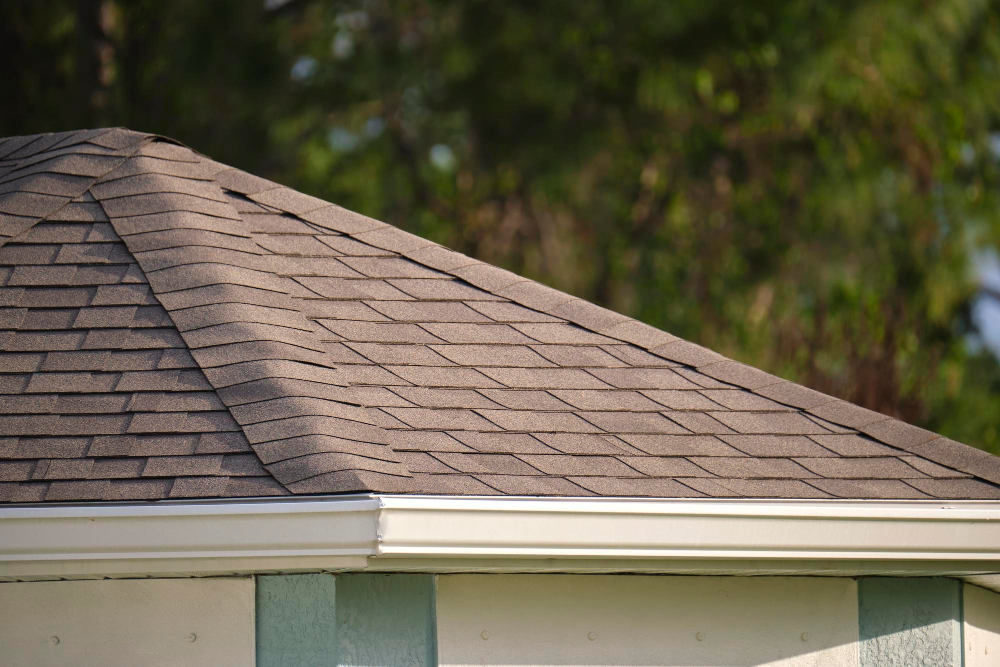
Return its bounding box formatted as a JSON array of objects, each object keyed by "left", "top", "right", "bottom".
[
  {"left": 336, "top": 573, "right": 436, "bottom": 667},
  {"left": 858, "top": 577, "right": 962, "bottom": 667},
  {"left": 256, "top": 574, "right": 338, "bottom": 667}
]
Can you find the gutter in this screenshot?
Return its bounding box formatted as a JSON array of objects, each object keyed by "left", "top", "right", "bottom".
[{"left": 1, "top": 495, "right": 999, "bottom": 581}]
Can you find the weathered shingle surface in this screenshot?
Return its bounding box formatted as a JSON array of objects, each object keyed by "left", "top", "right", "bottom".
[{"left": 1, "top": 128, "right": 999, "bottom": 501}]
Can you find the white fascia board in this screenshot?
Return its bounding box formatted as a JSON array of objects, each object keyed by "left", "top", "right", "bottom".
[
  {"left": 2, "top": 495, "right": 1000, "bottom": 579},
  {"left": 0, "top": 497, "right": 379, "bottom": 579},
  {"left": 373, "top": 496, "right": 1000, "bottom": 563}
]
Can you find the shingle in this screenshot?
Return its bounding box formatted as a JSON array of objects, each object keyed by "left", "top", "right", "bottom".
[
  {"left": 511, "top": 323, "right": 615, "bottom": 344},
  {"left": 142, "top": 455, "right": 223, "bottom": 477},
  {"left": 389, "top": 430, "right": 471, "bottom": 452},
  {"left": 0, "top": 461, "right": 35, "bottom": 481},
  {"left": 467, "top": 301, "right": 562, "bottom": 323},
  {"left": 390, "top": 387, "right": 499, "bottom": 409},
  {"left": 388, "top": 278, "right": 501, "bottom": 301},
  {"left": 196, "top": 432, "right": 251, "bottom": 454},
  {"left": 368, "top": 300, "right": 491, "bottom": 323},
  {"left": 384, "top": 365, "right": 502, "bottom": 388},
  {"left": 806, "top": 479, "right": 931, "bottom": 499},
  {"left": 714, "top": 479, "right": 833, "bottom": 499},
  {"left": 339, "top": 257, "right": 441, "bottom": 279},
  {"left": 478, "top": 410, "right": 601, "bottom": 433},
  {"left": 294, "top": 276, "right": 413, "bottom": 300},
  {"left": 534, "top": 433, "right": 636, "bottom": 455},
  {"left": 904, "top": 478, "right": 1000, "bottom": 499},
  {"left": 586, "top": 367, "right": 699, "bottom": 390},
  {"left": 617, "top": 457, "right": 711, "bottom": 477},
  {"left": 383, "top": 407, "right": 501, "bottom": 431},
  {"left": 397, "top": 472, "right": 499, "bottom": 496},
  {"left": 169, "top": 476, "right": 228, "bottom": 498},
  {"left": 480, "top": 367, "right": 612, "bottom": 389},
  {"left": 689, "top": 457, "right": 816, "bottom": 479},
  {"left": 793, "top": 457, "right": 924, "bottom": 479},
  {"left": 568, "top": 477, "right": 703, "bottom": 497},
  {"left": 642, "top": 390, "right": 723, "bottom": 411},
  {"left": 44, "top": 480, "right": 111, "bottom": 501},
  {"left": 517, "top": 455, "right": 639, "bottom": 477},
  {"left": 253, "top": 435, "right": 399, "bottom": 464},
  {"left": 346, "top": 342, "right": 454, "bottom": 366},
  {"left": 224, "top": 476, "right": 289, "bottom": 497},
  {"left": 550, "top": 390, "right": 663, "bottom": 411},
  {"left": 15, "top": 437, "right": 90, "bottom": 459},
  {"left": 90, "top": 458, "right": 146, "bottom": 479},
  {"left": 900, "top": 457, "right": 969, "bottom": 478},
  {"left": 319, "top": 321, "right": 441, "bottom": 344},
  {"left": 398, "top": 451, "right": 458, "bottom": 474},
  {"left": 420, "top": 323, "right": 534, "bottom": 344},
  {"left": 699, "top": 390, "right": 789, "bottom": 411},
  {"left": 530, "top": 345, "right": 627, "bottom": 368},
  {"left": 266, "top": 452, "right": 407, "bottom": 484},
  {"left": 578, "top": 411, "right": 690, "bottom": 434},
  {"left": 431, "top": 344, "right": 554, "bottom": 368},
  {"left": 432, "top": 453, "right": 541, "bottom": 476},
  {"left": 720, "top": 435, "right": 834, "bottom": 457},
  {"left": 451, "top": 432, "right": 556, "bottom": 454},
  {"left": 807, "top": 434, "right": 898, "bottom": 456},
  {"left": 26, "top": 372, "right": 119, "bottom": 393},
  {"left": 616, "top": 434, "right": 743, "bottom": 456},
  {"left": 663, "top": 412, "right": 735, "bottom": 435},
  {"left": 106, "top": 478, "right": 175, "bottom": 500},
  {"left": 475, "top": 475, "right": 593, "bottom": 496},
  {"left": 476, "top": 389, "right": 573, "bottom": 411}
]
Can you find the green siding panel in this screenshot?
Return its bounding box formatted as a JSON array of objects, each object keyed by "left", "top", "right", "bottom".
[
  {"left": 256, "top": 574, "right": 338, "bottom": 667},
  {"left": 858, "top": 577, "right": 962, "bottom": 667},
  {"left": 336, "top": 574, "right": 436, "bottom": 667}
]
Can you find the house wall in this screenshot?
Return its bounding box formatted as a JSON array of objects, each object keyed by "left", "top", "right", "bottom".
[
  {"left": 0, "top": 577, "right": 254, "bottom": 667},
  {"left": 2, "top": 573, "right": 999, "bottom": 666}
]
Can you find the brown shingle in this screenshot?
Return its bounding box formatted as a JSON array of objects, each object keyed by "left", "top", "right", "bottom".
[{"left": 1, "top": 129, "right": 997, "bottom": 503}]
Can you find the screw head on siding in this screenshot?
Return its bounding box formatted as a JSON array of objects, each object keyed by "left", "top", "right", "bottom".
[
  {"left": 695, "top": 632, "right": 705, "bottom": 642},
  {"left": 587, "top": 632, "right": 597, "bottom": 641},
  {"left": 49, "top": 636, "right": 60, "bottom": 646},
  {"left": 800, "top": 632, "right": 809, "bottom": 642},
  {"left": 187, "top": 633, "right": 197, "bottom": 643},
  {"left": 480, "top": 631, "right": 489, "bottom": 640}
]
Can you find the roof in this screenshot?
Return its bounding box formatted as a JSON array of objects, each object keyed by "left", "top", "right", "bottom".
[{"left": 0, "top": 127, "right": 997, "bottom": 504}]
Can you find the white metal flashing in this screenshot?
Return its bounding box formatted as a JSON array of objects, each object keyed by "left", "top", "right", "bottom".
[{"left": 1, "top": 495, "right": 999, "bottom": 581}]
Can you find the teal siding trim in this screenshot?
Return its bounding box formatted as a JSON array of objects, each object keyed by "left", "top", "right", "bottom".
[
  {"left": 336, "top": 574, "right": 436, "bottom": 667},
  {"left": 858, "top": 577, "right": 963, "bottom": 667},
  {"left": 256, "top": 574, "right": 338, "bottom": 667}
]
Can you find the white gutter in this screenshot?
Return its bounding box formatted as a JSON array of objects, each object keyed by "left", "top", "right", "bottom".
[
  {"left": 1, "top": 495, "right": 999, "bottom": 580},
  {"left": 0, "top": 496, "right": 379, "bottom": 579}
]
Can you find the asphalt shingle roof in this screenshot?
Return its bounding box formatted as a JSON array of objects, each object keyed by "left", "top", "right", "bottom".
[{"left": 1, "top": 128, "right": 998, "bottom": 502}]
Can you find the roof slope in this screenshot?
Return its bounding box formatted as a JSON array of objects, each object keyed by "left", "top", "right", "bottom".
[{"left": 0, "top": 128, "right": 998, "bottom": 502}]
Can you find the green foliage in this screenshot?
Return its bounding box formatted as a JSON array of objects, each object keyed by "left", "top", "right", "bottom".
[{"left": 2, "top": 0, "right": 999, "bottom": 452}]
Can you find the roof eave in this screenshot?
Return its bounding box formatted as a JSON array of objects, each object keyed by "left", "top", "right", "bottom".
[{"left": 2, "top": 495, "right": 999, "bottom": 586}]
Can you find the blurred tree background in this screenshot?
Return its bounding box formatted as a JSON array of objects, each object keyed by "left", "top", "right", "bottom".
[{"left": 2, "top": 0, "right": 1000, "bottom": 452}]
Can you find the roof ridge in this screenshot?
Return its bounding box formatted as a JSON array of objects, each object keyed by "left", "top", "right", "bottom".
[
  {"left": 223, "top": 177, "right": 1000, "bottom": 488},
  {"left": 88, "top": 141, "right": 413, "bottom": 494},
  {"left": 0, "top": 129, "right": 148, "bottom": 250}
]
